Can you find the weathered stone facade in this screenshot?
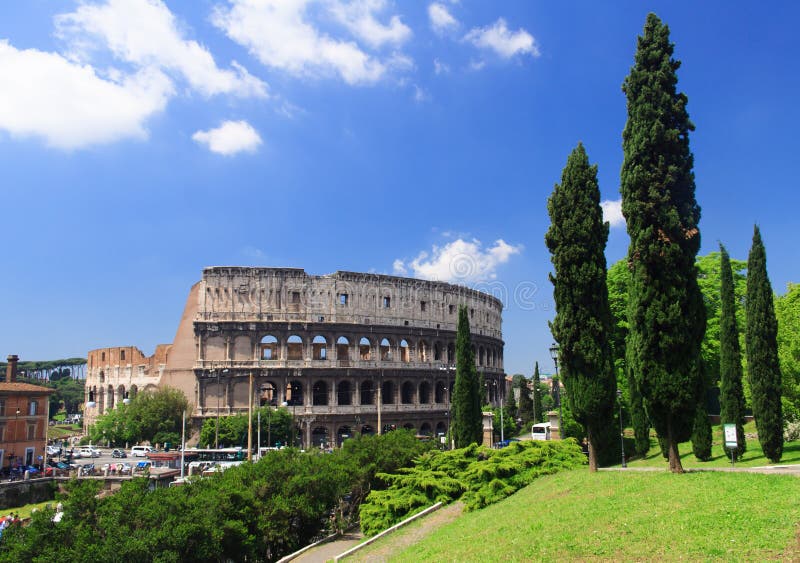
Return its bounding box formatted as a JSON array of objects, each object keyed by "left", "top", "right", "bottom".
[{"left": 85, "top": 268, "right": 507, "bottom": 447}]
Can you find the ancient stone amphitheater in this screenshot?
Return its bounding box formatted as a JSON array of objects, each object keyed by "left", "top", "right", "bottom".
[{"left": 85, "top": 267, "right": 507, "bottom": 447}]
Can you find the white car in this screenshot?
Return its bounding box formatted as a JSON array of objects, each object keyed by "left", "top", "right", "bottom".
[
  {"left": 130, "top": 446, "right": 153, "bottom": 457},
  {"left": 79, "top": 447, "right": 101, "bottom": 458}
]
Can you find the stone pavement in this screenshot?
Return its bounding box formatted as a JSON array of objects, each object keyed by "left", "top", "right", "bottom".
[{"left": 291, "top": 530, "right": 364, "bottom": 563}]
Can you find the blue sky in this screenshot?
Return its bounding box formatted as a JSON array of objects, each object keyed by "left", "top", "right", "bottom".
[{"left": 1, "top": 1, "right": 798, "bottom": 377}]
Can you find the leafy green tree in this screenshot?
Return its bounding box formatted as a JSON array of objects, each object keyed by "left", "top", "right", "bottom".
[
  {"left": 89, "top": 386, "right": 189, "bottom": 446},
  {"left": 532, "top": 362, "right": 544, "bottom": 424},
  {"left": 775, "top": 283, "right": 800, "bottom": 423},
  {"left": 746, "top": 226, "right": 783, "bottom": 462},
  {"left": 452, "top": 305, "right": 482, "bottom": 447},
  {"left": 546, "top": 143, "right": 616, "bottom": 471},
  {"left": 199, "top": 406, "right": 293, "bottom": 449},
  {"left": 719, "top": 244, "right": 747, "bottom": 456},
  {"left": 621, "top": 13, "right": 706, "bottom": 473}
]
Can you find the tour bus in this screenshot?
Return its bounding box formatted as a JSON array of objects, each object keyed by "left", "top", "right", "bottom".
[
  {"left": 531, "top": 422, "right": 552, "bottom": 441},
  {"left": 185, "top": 447, "right": 246, "bottom": 474}
]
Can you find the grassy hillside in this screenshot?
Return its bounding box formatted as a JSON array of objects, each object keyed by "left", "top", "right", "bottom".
[{"left": 349, "top": 470, "right": 800, "bottom": 561}]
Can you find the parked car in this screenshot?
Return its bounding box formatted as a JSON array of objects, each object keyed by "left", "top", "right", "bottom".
[
  {"left": 130, "top": 446, "right": 153, "bottom": 457},
  {"left": 46, "top": 445, "right": 62, "bottom": 456},
  {"left": 111, "top": 449, "right": 127, "bottom": 458},
  {"left": 79, "top": 447, "right": 101, "bottom": 458}
]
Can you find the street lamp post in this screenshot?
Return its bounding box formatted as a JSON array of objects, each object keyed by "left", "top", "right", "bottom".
[
  {"left": 549, "top": 343, "right": 562, "bottom": 439},
  {"left": 617, "top": 389, "right": 627, "bottom": 468}
]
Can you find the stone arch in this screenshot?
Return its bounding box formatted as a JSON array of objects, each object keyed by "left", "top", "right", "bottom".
[
  {"left": 312, "top": 335, "right": 328, "bottom": 360},
  {"left": 403, "top": 422, "right": 414, "bottom": 431},
  {"left": 311, "top": 426, "right": 328, "bottom": 448},
  {"left": 312, "top": 381, "right": 329, "bottom": 406},
  {"left": 401, "top": 381, "right": 415, "bottom": 404},
  {"left": 381, "top": 380, "right": 395, "bottom": 405},
  {"left": 419, "top": 381, "right": 431, "bottom": 404},
  {"left": 418, "top": 340, "right": 429, "bottom": 362},
  {"left": 380, "top": 338, "right": 393, "bottom": 361},
  {"left": 287, "top": 381, "right": 303, "bottom": 406},
  {"left": 336, "top": 426, "right": 352, "bottom": 446},
  {"left": 287, "top": 335, "right": 304, "bottom": 361},
  {"left": 204, "top": 381, "right": 224, "bottom": 410},
  {"left": 205, "top": 336, "right": 226, "bottom": 361},
  {"left": 337, "top": 380, "right": 352, "bottom": 405},
  {"left": 359, "top": 337, "right": 373, "bottom": 361},
  {"left": 436, "top": 421, "right": 447, "bottom": 436},
  {"left": 435, "top": 381, "right": 447, "bottom": 404},
  {"left": 419, "top": 422, "right": 432, "bottom": 436},
  {"left": 233, "top": 335, "right": 251, "bottom": 360},
  {"left": 360, "top": 380, "right": 374, "bottom": 405},
  {"left": 233, "top": 381, "right": 249, "bottom": 406},
  {"left": 479, "top": 346, "right": 485, "bottom": 366},
  {"left": 336, "top": 336, "right": 350, "bottom": 361},
  {"left": 434, "top": 341, "right": 442, "bottom": 361},
  {"left": 259, "top": 381, "right": 277, "bottom": 406},
  {"left": 261, "top": 335, "right": 278, "bottom": 360},
  {"left": 399, "top": 339, "right": 410, "bottom": 363},
  {"left": 447, "top": 342, "right": 455, "bottom": 364}
]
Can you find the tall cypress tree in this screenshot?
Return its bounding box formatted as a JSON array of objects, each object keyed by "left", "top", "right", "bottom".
[
  {"left": 746, "top": 226, "right": 783, "bottom": 462},
  {"left": 627, "top": 365, "right": 650, "bottom": 456},
  {"left": 518, "top": 375, "right": 534, "bottom": 426},
  {"left": 719, "top": 243, "right": 746, "bottom": 457},
  {"left": 532, "top": 362, "right": 544, "bottom": 424},
  {"left": 621, "top": 14, "right": 706, "bottom": 473},
  {"left": 546, "top": 143, "right": 616, "bottom": 471},
  {"left": 691, "top": 397, "right": 712, "bottom": 461},
  {"left": 452, "top": 305, "right": 482, "bottom": 448}
]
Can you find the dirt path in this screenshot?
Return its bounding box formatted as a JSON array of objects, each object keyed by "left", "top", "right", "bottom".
[{"left": 343, "top": 502, "right": 464, "bottom": 562}]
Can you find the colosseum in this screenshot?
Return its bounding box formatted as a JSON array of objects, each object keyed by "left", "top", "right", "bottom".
[{"left": 85, "top": 267, "right": 508, "bottom": 448}]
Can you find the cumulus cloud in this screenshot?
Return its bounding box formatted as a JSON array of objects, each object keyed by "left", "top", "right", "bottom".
[
  {"left": 192, "top": 120, "right": 262, "bottom": 155},
  {"left": 393, "top": 238, "right": 522, "bottom": 283},
  {"left": 464, "top": 18, "right": 539, "bottom": 59},
  {"left": 328, "top": 0, "right": 412, "bottom": 49},
  {"left": 212, "top": 0, "right": 410, "bottom": 85},
  {"left": 55, "top": 0, "right": 267, "bottom": 98},
  {"left": 428, "top": 3, "right": 458, "bottom": 33},
  {"left": 0, "top": 40, "right": 171, "bottom": 149},
  {"left": 601, "top": 199, "right": 626, "bottom": 228},
  {"left": 433, "top": 57, "right": 450, "bottom": 74}
]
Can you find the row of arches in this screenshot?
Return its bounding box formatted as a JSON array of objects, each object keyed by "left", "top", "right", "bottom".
[
  {"left": 309, "top": 421, "right": 447, "bottom": 447},
  {"left": 251, "top": 334, "right": 503, "bottom": 368},
  {"left": 86, "top": 382, "right": 149, "bottom": 417}
]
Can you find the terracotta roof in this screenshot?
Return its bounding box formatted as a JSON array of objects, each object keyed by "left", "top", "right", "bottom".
[{"left": 0, "top": 382, "right": 55, "bottom": 394}]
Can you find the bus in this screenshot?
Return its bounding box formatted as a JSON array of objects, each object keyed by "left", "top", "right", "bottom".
[
  {"left": 185, "top": 448, "right": 246, "bottom": 474},
  {"left": 531, "top": 422, "right": 552, "bottom": 441}
]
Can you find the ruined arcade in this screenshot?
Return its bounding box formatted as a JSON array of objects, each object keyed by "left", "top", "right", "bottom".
[{"left": 85, "top": 267, "right": 507, "bottom": 447}]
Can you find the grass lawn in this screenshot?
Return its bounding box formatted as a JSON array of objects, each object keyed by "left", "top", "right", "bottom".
[
  {"left": 47, "top": 424, "right": 81, "bottom": 441},
  {"left": 623, "top": 422, "right": 800, "bottom": 469},
  {"left": 372, "top": 469, "right": 800, "bottom": 561},
  {"left": 0, "top": 501, "right": 55, "bottom": 520}
]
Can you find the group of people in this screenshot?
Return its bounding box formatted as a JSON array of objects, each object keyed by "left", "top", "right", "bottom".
[{"left": 0, "top": 513, "right": 21, "bottom": 536}]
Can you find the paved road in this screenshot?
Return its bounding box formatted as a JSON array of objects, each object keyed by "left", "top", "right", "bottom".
[{"left": 291, "top": 531, "right": 364, "bottom": 563}]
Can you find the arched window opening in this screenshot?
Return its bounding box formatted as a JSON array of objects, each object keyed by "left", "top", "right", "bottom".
[
  {"left": 436, "top": 421, "right": 447, "bottom": 436},
  {"left": 419, "top": 340, "right": 429, "bottom": 362},
  {"left": 360, "top": 381, "right": 374, "bottom": 405},
  {"left": 260, "top": 382, "right": 277, "bottom": 406},
  {"left": 435, "top": 382, "right": 446, "bottom": 404},
  {"left": 419, "top": 381, "right": 431, "bottom": 404},
  {"left": 336, "top": 336, "right": 350, "bottom": 361},
  {"left": 381, "top": 380, "right": 394, "bottom": 405},
  {"left": 434, "top": 342, "right": 442, "bottom": 361},
  {"left": 337, "top": 381, "right": 352, "bottom": 406},
  {"left": 380, "top": 338, "right": 392, "bottom": 361},
  {"left": 399, "top": 340, "right": 410, "bottom": 363},
  {"left": 286, "top": 381, "right": 303, "bottom": 406},
  {"left": 337, "top": 426, "right": 352, "bottom": 446},
  {"left": 447, "top": 342, "right": 455, "bottom": 364},
  {"left": 287, "top": 335, "right": 304, "bottom": 361},
  {"left": 359, "top": 337, "right": 372, "bottom": 361},
  {"left": 479, "top": 347, "right": 485, "bottom": 366},
  {"left": 312, "top": 381, "right": 329, "bottom": 406},
  {"left": 261, "top": 335, "right": 278, "bottom": 360},
  {"left": 312, "top": 427, "right": 328, "bottom": 448},
  {"left": 312, "top": 335, "right": 328, "bottom": 360},
  {"left": 419, "top": 422, "right": 432, "bottom": 436},
  {"left": 401, "top": 381, "right": 415, "bottom": 404}
]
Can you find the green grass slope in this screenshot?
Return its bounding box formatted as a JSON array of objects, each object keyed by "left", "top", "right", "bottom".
[{"left": 376, "top": 470, "right": 800, "bottom": 561}]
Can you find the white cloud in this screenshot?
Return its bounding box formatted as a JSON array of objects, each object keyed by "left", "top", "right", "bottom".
[
  {"left": 212, "top": 0, "right": 409, "bottom": 85},
  {"left": 56, "top": 0, "right": 267, "bottom": 98},
  {"left": 601, "top": 199, "right": 626, "bottom": 228},
  {"left": 428, "top": 3, "right": 458, "bottom": 33},
  {"left": 412, "top": 84, "right": 429, "bottom": 102},
  {"left": 192, "top": 120, "right": 262, "bottom": 155},
  {"left": 433, "top": 58, "right": 450, "bottom": 74},
  {"left": 328, "top": 0, "right": 411, "bottom": 49},
  {"left": 394, "top": 238, "right": 522, "bottom": 283},
  {"left": 0, "top": 40, "right": 171, "bottom": 149},
  {"left": 464, "top": 18, "right": 539, "bottom": 59}
]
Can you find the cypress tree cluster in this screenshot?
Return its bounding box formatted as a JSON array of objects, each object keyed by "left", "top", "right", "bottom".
[
  {"left": 621, "top": 14, "right": 706, "bottom": 473},
  {"left": 627, "top": 368, "right": 650, "bottom": 456},
  {"left": 719, "top": 243, "right": 747, "bottom": 457},
  {"left": 452, "top": 305, "right": 483, "bottom": 448},
  {"left": 546, "top": 143, "right": 616, "bottom": 471},
  {"left": 745, "top": 226, "right": 783, "bottom": 462},
  {"left": 517, "top": 373, "right": 534, "bottom": 425}
]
